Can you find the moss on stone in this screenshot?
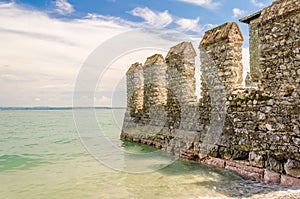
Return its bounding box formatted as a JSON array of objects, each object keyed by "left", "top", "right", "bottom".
[{"left": 232, "top": 91, "right": 271, "bottom": 104}]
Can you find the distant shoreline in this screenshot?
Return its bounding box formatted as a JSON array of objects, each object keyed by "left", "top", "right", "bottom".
[{"left": 0, "top": 107, "right": 126, "bottom": 110}]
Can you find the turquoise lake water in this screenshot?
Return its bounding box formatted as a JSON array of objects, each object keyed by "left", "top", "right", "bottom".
[{"left": 0, "top": 109, "right": 299, "bottom": 199}]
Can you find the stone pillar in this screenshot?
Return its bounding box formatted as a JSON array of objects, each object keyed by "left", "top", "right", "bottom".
[
  {"left": 199, "top": 22, "right": 244, "bottom": 155},
  {"left": 166, "top": 42, "right": 197, "bottom": 104},
  {"left": 126, "top": 62, "right": 144, "bottom": 118},
  {"left": 200, "top": 22, "right": 244, "bottom": 91},
  {"left": 165, "top": 42, "right": 198, "bottom": 130},
  {"left": 143, "top": 54, "right": 167, "bottom": 119}
]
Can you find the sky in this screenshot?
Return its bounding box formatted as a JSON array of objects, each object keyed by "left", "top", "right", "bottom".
[{"left": 0, "top": 0, "right": 274, "bottom": 107}]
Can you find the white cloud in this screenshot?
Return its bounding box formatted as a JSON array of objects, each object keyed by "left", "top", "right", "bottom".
[
  {"left": 83, "top": 13, "right": 136, "bottom": 28},
  {"left": 0, "top": 2, "right": 128, "bottom": 106},
  {"left": 0, "top": 3, "right": 191, "bottom": 107},
  {"left": 129, "top": 7, "right": 211, "bottom": 35},
  {"left": 176, "top": 0, "right": 221, "bottom": 10},
  {"left": 176, "top": 17, "right": 200, "bottom": 31},
  {"left": 55, "top": 0, "right": 75, "bottom": 15},
  {"left": 130, "top": 7, "right": 173, "bottom": 29},
  {"left": 232, "top": 8, "right": 245, "bottom": 18},
  {"left": 0, "top": 2, "right": 218, "bottom": 107},
  {"left": 175, "top": 17, "right": 214, "bottom": 36},
  {"left": 250, "top": 0, "right": 264, "bottom": 7}
]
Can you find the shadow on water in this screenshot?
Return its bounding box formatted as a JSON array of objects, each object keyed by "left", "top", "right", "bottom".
[{"left": 122, "top": 140, "right": 300, "bottom": 198}]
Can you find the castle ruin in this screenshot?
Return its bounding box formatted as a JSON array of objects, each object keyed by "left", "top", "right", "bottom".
[{"left": 122, "top": 0, "right": 300, "bottom": 185}]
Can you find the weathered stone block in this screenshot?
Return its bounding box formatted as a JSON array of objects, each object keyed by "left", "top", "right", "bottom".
[
  {"left": 225, "top": 160, "right": 264, "bottom": 181},
  {"left": 132, "top": 137, "right": 140, "bottom": 142},
  {"left": 232, "top": 147, "right": 249, "bottom": 160},
  {"left": 249, "top": 151, "right": 265, "bottom": 168},
  {"left": 265, "top": 157, "right": 283, "bottom": 173},
  {"left": 202, "top": 156, "right": 226, "bottom": 168},
  {"left": 264, "top": 169, "right": 281, "bottom": 184},
  {"left": 219, "top": 146, "right": 233, "bottom": 160},
  {"left": 281, "top": 174, "right": 300, "bottom": 186},
  {"left": 284, "top": 159, "right": 300, "bottom": 178}
]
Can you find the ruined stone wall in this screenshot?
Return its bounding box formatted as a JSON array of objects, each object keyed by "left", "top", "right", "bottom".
[
  {"left": 122, "top": 0, "right": 300, "bottom": 185},
  {"left": 122, "top": 43, "right": 204, "bottom": 157},
  {"left": 204, "top": 0, "right": 300, "bottom": 181},
  {"left": 256, "top": 0, "right": 300, "bottom": 177},
  {"left": 199, "top": 22, "right": 244, "bottom": 155}
]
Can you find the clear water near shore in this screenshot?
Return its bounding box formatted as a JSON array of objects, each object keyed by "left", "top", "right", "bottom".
[{"left": 0, "top": 109, "right": 299, "bottom": 199}]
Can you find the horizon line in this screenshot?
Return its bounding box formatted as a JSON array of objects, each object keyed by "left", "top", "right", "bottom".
[{"left": 0, "top": 106, "right": 126, "bottom": 110}]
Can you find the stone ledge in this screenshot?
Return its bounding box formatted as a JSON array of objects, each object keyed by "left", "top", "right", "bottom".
[
  {"left": 154, "top": 142, "right": 163, "bottom": 149},
  {"left": 200, "top": 156, "right": 226, "bottom": 168},
  {"left": 132, "top": 137, "right": 141, "bottom": 142},
  {"left": 225, "top": 160, "right": 264, "bottom": 181},
  {"left": 180, "top": 149, "right": 199, "bottom": 160},
  {"left": 281, "top": 174, "right": 300, "bottom": 186},
  {"left": 264, "top": 169, "right": 281, "bottom": 184},
  {"left": 121, "top": 135, "right": 300, "bottom": 186}
]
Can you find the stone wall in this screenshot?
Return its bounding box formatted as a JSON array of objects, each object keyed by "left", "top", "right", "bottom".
[
  {"left": 199, "top": 22, "right": 244, "bottom": 155},
  {"left": 122, "top": 0, "right": 300, "bottom": 185},
  {"left": 198, "top": 0, "right": 300, "bottom": 182},
  {"left": 122, "top": 42, "right": 204, "bottom": 157},
  {"left": 256, "top": 0, "right": 300, "bottom": 177}
]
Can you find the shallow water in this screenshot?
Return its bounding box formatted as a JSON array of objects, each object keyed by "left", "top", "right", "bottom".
[{"left": 0, "top": 110, "right": 299, "bottom": 199}]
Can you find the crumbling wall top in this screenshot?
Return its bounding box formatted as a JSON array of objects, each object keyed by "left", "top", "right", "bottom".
[
  {"left": 165, "top": 42, "right": 196, "bottom": 61},
  {"left": 144, "top": 54, "right": 165, "bottom": 66},
  {"left": 260, "top": 0, "right": 300, "bottom": 24},
  {"left": 126, "top": 62, "right": 142, "bottom": 74},
  {"left": 200, "top": 22, "right": 243, "bottom": 47}
]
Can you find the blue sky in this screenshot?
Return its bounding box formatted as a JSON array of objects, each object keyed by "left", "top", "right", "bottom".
[
  {"left": 0, "top": 0, "right": 274, "bottom": 106},
  {"left": 10, "top": 0, "right": 267, "bottom": 21},
  {"left": 7, "top": 0, "right": 272, "bottom": 39}
]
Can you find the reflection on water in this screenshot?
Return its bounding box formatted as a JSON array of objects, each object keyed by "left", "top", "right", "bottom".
[{"left": 0, "top": 110, "right": 299, "bottom": 199}]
